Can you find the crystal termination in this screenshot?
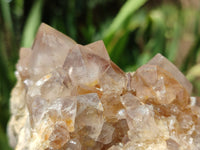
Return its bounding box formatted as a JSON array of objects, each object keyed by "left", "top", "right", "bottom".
[{"left": 8, "top": 23, "right": 200, "bottom": 150}]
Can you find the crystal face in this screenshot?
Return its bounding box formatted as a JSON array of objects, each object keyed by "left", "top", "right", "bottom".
[{"left": 8, "top": 23, "right": 200, "bottom": 150}]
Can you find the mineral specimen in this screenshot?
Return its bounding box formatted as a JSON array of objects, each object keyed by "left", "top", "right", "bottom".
[{"left": 8, "top": 23, "right": 200, "bottom": 150}]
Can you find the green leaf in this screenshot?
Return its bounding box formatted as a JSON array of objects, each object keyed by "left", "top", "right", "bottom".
[
  {"left": 186, "top": 64, "right": 200, "bottom": 81},
  {"left": 0, "top": 124, "right": 12, "bottom": 150},
  {"left": 21, "top": 0, "right": 44, "bottom": 47},
  {"left": 0, "top": 0, "right": 13, "bottom": 33},
  {"left": 103, "top": 0, "right": 147, "bottom": 52}
]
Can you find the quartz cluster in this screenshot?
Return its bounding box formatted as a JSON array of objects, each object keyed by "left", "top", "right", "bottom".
[{"left": 8, "top": 23, "right": 200, "bottom": 150}]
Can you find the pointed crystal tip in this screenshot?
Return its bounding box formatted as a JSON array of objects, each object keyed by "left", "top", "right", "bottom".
[
  {"left": 148, "top": 53, "right": 193, "bottom": 94},
  {"left": 8, "top": 24, "right": 199, "bottom": 150}
]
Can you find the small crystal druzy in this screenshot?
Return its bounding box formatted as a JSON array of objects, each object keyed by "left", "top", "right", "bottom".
[{"left": 8, "top": 23, "right": 200, "bottom": 150}]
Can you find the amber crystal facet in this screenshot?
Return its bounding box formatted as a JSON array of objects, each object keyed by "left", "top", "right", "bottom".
[{"left": 8, "top": 23, "right": 200, "bottom": 150}]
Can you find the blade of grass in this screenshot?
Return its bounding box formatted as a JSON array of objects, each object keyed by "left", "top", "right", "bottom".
[
  {"left": 21, "top": 0, "right": 44, "bottom": 47},
  {"left": 103, "top": 0, "right": 147, "bottom": 53},
  {"left": 0, "top": 25, "right": 12, "bottom": 150},
  {"left": 110, "top": 10, "right": 147, "bottom": 63},
  {"left": 166, "top": 22, "right": 181, "bottom": 62},
  {"left": 0, "top": 0, "right": 17, "bottom": 80},
  {"left": 110, "top": 31, "right": 130, "bottom": 64},
  {"left": 186, "top": 64, "right": 200, "bottom": 96},
  {"left": 0, "top": 0, "right": 13, "bottom": 33},
  {"left": 182, "top": 35, "right": 200, "bottom": 72},
  {"left": 107, "top": 10, "right": 147, "bottom": 67},
  {"left": 0, "top": 124, "right": 12, "bottom": 150},
  {"left": 13, "top": 0, "right": 24, "bottom": 17},
  {"left": 65, "top": 0, "right": 76, "bottom": 40},
  {"left": 147, "top": 9, "right": 166, "bottom": 55},
  {"left": 186, "top": 64, "right": 200, "bottom": 81},
  {"left": 164, "top": 5, "right": 181, "bottom": 62}
]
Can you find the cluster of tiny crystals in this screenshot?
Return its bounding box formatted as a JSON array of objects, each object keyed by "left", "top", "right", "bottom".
[{"left": 8, "top": 23, "right": 200, "bottom": 150}]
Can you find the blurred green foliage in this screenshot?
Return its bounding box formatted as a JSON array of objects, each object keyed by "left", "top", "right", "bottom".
[{"left": 0, "top": 0, "right": 200, "bottom": 149}]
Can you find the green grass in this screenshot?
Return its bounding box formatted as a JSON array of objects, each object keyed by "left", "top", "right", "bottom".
[{"left": 0, "top": 0, "right": 200, "bottom": 149}]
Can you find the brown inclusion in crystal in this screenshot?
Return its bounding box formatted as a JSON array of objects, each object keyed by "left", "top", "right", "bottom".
[{"left": 8, "top": 23, "right": 200, "bottom": 150}]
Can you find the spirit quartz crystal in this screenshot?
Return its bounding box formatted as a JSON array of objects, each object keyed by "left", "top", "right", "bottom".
[{"left": 8, "top": 23, "right": 200, "bottom": 150}]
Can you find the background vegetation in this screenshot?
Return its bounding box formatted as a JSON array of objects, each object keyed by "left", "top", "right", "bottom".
[{"left": 0, "top": 0, "right": 200, "bottom": 149}]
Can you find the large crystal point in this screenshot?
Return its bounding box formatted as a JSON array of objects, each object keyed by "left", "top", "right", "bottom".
[
  {"left": 148, "top": 53, "right": 193, "bottom": 94},
  {"left": 130, "top": 64, "right": 190, "bottom": 106},
  {"left": 8, "top": 23, "right": 200, "bottom": 150},
  {"left": 29, "top": 23, "right": 76, "bottom": 79}
]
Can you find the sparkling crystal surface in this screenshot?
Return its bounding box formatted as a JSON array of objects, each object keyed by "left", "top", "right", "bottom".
[{"left": 8, "top": 23, "right": 200, "bottom": 150}]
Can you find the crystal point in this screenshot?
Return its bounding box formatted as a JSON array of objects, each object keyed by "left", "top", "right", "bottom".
[
  {"left": 30, "top": 23, "right": 76, "bottom": 79},
  {"left": 148, "top": 53, "right": 193, "bottom": 94},
  {"left": 8, "top": 24, "right": 199, "bottom": 150}
]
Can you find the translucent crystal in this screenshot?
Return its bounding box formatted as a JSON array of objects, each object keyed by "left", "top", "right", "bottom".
[
  {"left": 121, "top": 93, "right": 141, "bottom": 118},
  {"left": 131, "top": 64, "right": 190, "bottom": 106},
  {"left": 29, "top": 23, "right": 76, "bottom": 79},
  {"left": 86, "top": 40, "right": 110, "bottom": 61},
  {"left": 148, "top": 53, "right": 193, "bottom": 94},
  {"left": 8, "top": 23, "right": 200, "bottom": 150},
  {"left": 49, "top": 121, "right": 70, "bottom": 149},
  {"left": 101, "top": 94, "right": 124, "bottom": 122},
  {"left": 166, "top": 139, "right": 180, "bottom": 150},
  {"left": 64, "top": 138, "right": 82, "bottom": 150},
  {"left": 75, "top": 94, "right": 104, "bottom": 140},
  {"left": 99, "top": 62, "right": 126, "bottom": 94},
  {"left": 97, "top": 123, "right": 115, "bottom": 144},
  {"left": 17, "top": 48, "right": 32, "bottom": 79},
  {"left": 63, "top": 44, "right": 110, "bottom": 87}
]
